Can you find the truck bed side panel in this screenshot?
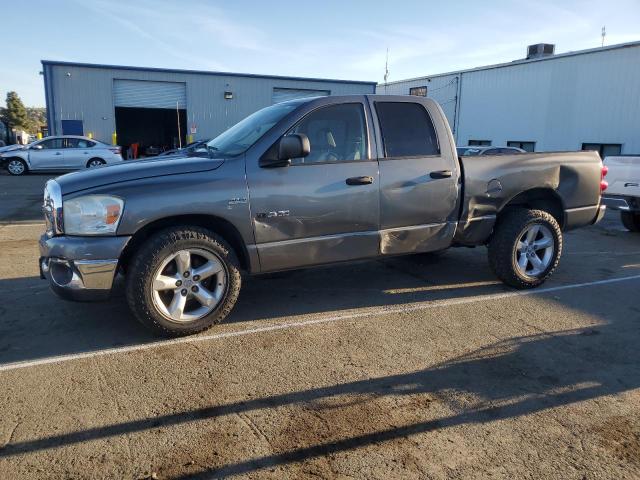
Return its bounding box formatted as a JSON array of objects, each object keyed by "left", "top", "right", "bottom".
[{"left": 454, "top": 151, "right": 602, "bottom": 244}]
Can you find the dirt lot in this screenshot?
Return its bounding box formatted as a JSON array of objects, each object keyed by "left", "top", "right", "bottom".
[{"left": 0, "top": 174, "right": 639, "bottom": 479}]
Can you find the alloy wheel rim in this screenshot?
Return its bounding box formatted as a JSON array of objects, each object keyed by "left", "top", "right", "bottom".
[
  {"left": 89, "top": 160, "right": 103, "bottom": 167},
  {"left": 515, "top": 224, "right": 555, "bottom": 277},
  {"left": 151, "top": 248, "right": 227, "bottom": 323},
  {"left": 8, "top": 160, "right": 24, "bottom": 174}
]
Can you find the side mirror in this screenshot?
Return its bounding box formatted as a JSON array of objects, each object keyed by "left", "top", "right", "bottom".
[
  {"left": 31, "top": 144, "right": 44, "bottom": 150},
  {"left": 260, "top": 133, "right": 310, "bottom": 168}
]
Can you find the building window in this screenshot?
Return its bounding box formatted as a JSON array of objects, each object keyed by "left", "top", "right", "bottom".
[
  {"left": 409, "top": 86, "right": 428, "bottom": 97},
  {"left": 468, "top": 139, "right": 491, "bottom": 146},
  {"left": 507, "top": 141, "right": 536, "bottom": 152},
  {"left": 582, "top": 143, "right": 622, "bottom": 158}
]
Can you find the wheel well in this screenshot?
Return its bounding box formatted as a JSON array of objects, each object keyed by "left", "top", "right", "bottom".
[
  {"left": 86, "top": 157, "right": 105, "bottom": 167},
  {"left": 6, "top": 156, "right": 26, "bottom": 163},
  {"left": 500, "top": 188, "right": 565, "bottom": 228},
  {"left": 4, "top": 157, "right": 28, "bottom": 169},
  {"left": 119, "top": 214, "right": 250, "bottom": 273}
]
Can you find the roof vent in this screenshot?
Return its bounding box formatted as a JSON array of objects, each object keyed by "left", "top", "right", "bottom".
[{"left": 526, "top": 43, "right": 555, "bottom": 59}]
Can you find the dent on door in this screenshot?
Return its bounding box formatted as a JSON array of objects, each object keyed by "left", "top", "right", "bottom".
[{"left": 379, "top": 222, "right": 457, "bottom": 255}]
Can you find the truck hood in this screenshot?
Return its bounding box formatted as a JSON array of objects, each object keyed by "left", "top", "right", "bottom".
[{"left": 56, "top": 156, "right": 225, "bottom": 194}]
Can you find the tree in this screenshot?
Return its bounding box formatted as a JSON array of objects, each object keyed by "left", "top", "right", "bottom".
[{"left": 1, "top": 91, "right": 29, "bottom": 131}]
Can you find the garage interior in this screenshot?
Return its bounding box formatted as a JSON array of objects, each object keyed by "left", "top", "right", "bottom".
[
  {"left": 113, "top": 79, "right": 187, "bottom": 158},
  {"left": 115, "top": 107, "right": 186, "bottom": 158}
]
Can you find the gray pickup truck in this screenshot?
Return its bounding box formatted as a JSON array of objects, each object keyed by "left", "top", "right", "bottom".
[{"left": 40, "top": 95, "right": 606, "bottom": 336}]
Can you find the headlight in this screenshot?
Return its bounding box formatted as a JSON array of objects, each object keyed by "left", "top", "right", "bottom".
[{"left": 63, "top": 195, "right": 124, "bottom": 235}]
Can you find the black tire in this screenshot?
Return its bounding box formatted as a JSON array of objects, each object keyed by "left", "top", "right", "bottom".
[
  {"left": 125, "top": 226, "right": 241, "bottom": 337},
  {"left": 488, "top": 208, "right": 562, "bottom": 289},
  {"left": 87, "top": 158, "right": 106, "bottom": 168},
  {"left": 6, "top": 158, "right": 28, "bottom": 176},
  {"left": 621, "top": 211, "right": 640, "bottom": 232}
]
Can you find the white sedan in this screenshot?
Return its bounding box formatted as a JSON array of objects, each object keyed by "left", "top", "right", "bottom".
[{"left": 1, "top": 136, "right": 123, "bottom": 176}]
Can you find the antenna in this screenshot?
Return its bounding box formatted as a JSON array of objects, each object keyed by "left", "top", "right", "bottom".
[
  {"left": 384, "top": 48, "right": 389, "bottom": 92},
  {"left": 601, "top": 26, "right": 606, "bottom": 47}
]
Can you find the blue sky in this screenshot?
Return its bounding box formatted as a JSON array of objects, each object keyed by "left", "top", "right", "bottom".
[{"left": 2, "top": 0, "right": 639, "bottom": 107}]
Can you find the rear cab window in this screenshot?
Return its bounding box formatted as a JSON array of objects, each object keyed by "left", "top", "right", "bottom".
[{"left": 374, "top": 102, "right": 439, "bottom": 158}]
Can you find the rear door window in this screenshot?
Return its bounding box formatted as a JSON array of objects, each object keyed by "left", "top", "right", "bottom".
[
  {"left": 66, "top": 138, "right": 96, "bottom": 148},
  {"left": 375, "top": 102, "right": 439, "bottom": 158}
]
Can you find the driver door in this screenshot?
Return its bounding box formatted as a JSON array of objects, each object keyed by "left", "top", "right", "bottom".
[
  {"left": 29, "top": 138, "right": 66, "bottom": 170},
  {"left": 246, "top": 100, "right": 380, "bottom": 272}
]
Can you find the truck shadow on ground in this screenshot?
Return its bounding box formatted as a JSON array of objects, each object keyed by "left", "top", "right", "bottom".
[
  {"left": 0, "top": 250, "right": 506, "bottom": 365},
  {"left": 0, "top": 309, "right": 638, "bottom": 479}
]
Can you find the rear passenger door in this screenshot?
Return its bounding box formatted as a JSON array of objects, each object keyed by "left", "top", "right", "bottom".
[
  {"left": 65, "top": 138, "right": 97, "bottom": 168},
  {"left": 369, "top": 98, "right": 460, "bottom": 255}
]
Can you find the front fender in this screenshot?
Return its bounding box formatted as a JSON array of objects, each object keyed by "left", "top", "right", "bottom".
[{"left": 62, "top": 158, "right": 254, "bottom": 250}]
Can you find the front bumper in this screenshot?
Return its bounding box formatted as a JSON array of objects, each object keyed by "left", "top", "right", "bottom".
[{"left": 39, "top": 234, "right": 131, "bottom": 302}]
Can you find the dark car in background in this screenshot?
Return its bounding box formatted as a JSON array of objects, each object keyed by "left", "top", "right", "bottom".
[
  {"left": 457, "top": 146, "right": 525, "bottom": 156},
  {"left": 158, "top": 139, "right": 211, "bottom": 158},
  {"left": 0, "top": 121, "right": 9, "bottom": 147}
]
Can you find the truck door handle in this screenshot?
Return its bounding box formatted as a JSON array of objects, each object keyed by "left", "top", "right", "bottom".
[
  {"left": 430, "top": 170, "right": 452, "bottom": 179},
  {"left": 346, "top": 176, "right": 374, "bottom": 185}
]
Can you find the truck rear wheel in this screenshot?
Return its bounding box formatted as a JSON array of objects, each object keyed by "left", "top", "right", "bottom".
[
  {"left": 621, "top": 211, "right": 640, "bottom": 232},
  {"left": 125, "top": 226, "right": 241, "bottom": 337},
  {"left": 488, "top": 208, "right": 562, "bottom": 289}
]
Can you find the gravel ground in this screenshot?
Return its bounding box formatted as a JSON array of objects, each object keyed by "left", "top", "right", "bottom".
[{"left": 0, "top": 174, "right": 638, "bottom": 479}]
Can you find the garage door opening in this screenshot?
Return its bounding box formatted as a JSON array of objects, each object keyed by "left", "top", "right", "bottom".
[
  {"left": 113, "top": 79, "right": 187, "bottom": 158},
  {"left": 115, "top": 107, "right": 186, "bottom": 158}
]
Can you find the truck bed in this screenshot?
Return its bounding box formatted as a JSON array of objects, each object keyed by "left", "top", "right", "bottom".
[{"left": 454, "top": 150, "right": 603, "bottom": 245}]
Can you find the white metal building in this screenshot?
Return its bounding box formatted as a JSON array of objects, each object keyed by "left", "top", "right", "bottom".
[{"left": 378, "top": 41, "right": 640, "bottom": 156}]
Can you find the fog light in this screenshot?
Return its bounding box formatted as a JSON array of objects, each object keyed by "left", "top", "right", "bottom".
[{"left": 49, "top": 260, "right": 73, "bottom": 286}]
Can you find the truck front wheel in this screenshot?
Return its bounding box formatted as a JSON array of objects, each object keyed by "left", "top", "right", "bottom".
[
  {"left": 621, "top": 211, "right": 640, "bottom": 232},
  {"left": 488, "top": 208, "right": 562, "bottom": 289},
  {"left": 125, "top": 226, "right": 241, "bottom": 336}
]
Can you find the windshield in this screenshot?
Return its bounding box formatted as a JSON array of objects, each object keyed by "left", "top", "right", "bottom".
[{"left": 206, "top": 102, "right": 299, "bottom": 158}]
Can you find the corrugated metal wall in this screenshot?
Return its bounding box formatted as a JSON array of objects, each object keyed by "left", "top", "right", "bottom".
[
  {"left": 44, "top": 64, "right": 376, "bottom": 144},
  {"left": 377, "top": 43, "right": 640, "bottom": 153},
  {"left": 113, "top": 80, "right": 187, "bottom": 109}
]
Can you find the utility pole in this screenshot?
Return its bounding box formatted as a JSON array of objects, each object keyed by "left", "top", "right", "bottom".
[
  {"left": 384, "top": 48, "right": 389, "bottom": 94},
  {"left": 601, "top": 26, "right": 606, "bottom": 47},
  {"left": 176, "top": 101, "right": 182, "bottom": 149}
]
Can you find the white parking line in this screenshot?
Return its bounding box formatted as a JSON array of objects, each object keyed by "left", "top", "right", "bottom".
[{"left": 1, "top": 274, "right": 639, "bottom": 373}]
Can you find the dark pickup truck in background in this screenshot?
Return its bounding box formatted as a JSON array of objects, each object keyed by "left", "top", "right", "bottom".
[{"left": 40, "top": 95, "right": 607, "bottom": 336}]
